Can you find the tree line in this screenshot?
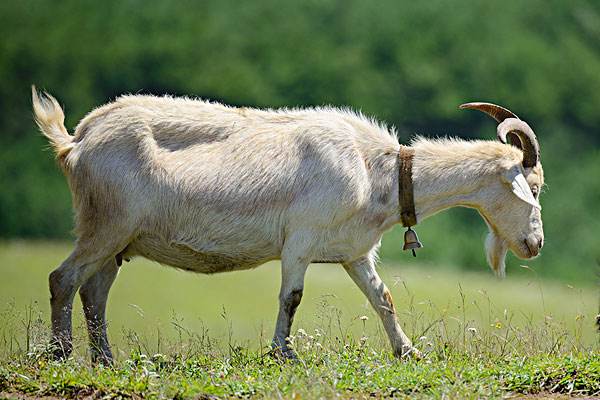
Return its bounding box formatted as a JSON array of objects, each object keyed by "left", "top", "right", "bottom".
[{"left": 1, "top": 0, "right": 598, "bottom": 281}]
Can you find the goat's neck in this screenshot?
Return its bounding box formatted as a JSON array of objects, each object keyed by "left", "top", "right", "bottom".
[{"left": 409, "top": 149, "right": 496, "bottom": 222}]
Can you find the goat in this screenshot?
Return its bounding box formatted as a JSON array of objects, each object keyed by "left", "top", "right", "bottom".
[{"left": 32, "top": 87, "right": 544, "bottom": 364}]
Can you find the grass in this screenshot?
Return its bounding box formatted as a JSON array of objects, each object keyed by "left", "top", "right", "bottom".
[{"left": 0, "top": 241, "right": 598, "bottom": 398}]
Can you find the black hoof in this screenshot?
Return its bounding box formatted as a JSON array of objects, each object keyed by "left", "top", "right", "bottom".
[
  {"left": 49, "top": 341, "right": 72, "bottom": 361},
  {"left": 270, "top": 345, "right": 298, "bottom": 362},
  {"left": 91, "top": 351, "right": 114, "bottom": 367}
]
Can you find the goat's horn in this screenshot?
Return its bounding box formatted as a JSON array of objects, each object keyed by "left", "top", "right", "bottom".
[
  {"left": 496, "top": 118, "right": 540, "bottom": 168},
  {"left": 459, "top": 102, "right": 519, "bottom": 122},
  {"left": 459, "top": 102, "right": 540, "bottom": 168}
]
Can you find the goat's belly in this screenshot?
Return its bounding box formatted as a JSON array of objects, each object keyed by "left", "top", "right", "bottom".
[{"left": 129, "top": 236, "right": 272, "bottom": 273}]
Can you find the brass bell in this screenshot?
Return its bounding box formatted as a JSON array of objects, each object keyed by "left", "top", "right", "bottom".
[{"left": 403, "top": 227, "right": 423, "bottom": 257}]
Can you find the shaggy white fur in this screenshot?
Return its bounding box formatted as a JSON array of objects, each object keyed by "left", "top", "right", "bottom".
[{"left": 32, "top": 89, "right": 544, "bottom": 363}]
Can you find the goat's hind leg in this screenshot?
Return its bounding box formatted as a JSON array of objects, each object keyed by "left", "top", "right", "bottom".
[
  {"left": 79, "top": 258, "right": 120, "bottom": 365},
  {"left": 48, "top": 228, "right": 127, "bottom": 361},
  {"left": 49, "top": 245, "right": 109, "bottom": 360}
]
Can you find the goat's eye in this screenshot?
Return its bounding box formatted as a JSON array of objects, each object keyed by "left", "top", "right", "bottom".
[{"left": 531, "top": 185, "right": 539, "bottom": 198}]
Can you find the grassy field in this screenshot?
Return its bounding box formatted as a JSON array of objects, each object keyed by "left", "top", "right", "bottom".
[{"left": 0, "top": 241, "right": 598, "bottom": 398}]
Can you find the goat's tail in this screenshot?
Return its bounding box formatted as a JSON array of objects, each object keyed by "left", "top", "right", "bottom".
[{"left": 31, "top": 85, "right": 74, "bottom": 163}]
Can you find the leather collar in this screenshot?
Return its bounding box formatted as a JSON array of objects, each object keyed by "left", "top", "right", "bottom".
[{"left": 398, "top": 146, "right": 417, "bottom": 227}]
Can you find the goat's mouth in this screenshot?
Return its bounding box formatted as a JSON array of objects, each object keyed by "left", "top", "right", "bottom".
[
  {"left": 508, "top": 239, "right": 537, "bottom": 259},
  {"left": 523, "top": 239, "right": 539, "bottom": 258}
]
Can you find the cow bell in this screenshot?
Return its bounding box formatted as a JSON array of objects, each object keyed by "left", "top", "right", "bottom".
[{"left": 403, "top": 227, "right": 423, "bottom": 257}]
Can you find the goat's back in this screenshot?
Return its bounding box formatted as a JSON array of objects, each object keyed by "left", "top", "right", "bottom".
[{"left": 63, "top": 95, "right": 398, "bottom": 260}]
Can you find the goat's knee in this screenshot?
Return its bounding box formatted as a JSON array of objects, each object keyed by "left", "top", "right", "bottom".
[
  {"left": 282, "top": 289, "right": 303, "bottom": 319},
  {"left": 49, "top": 268, "right": 75, "bottom": 305},
  {"left": 379, "top": 287, "right": 397, "bottom": 315},
  {"left": 277, "top": 288, "right": 303, "bottom": 335}
]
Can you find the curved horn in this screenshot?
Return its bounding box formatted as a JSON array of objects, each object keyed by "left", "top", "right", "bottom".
[
  {"left": 496, "top": 118, "right": 539, "bottom": 168},
  {"left": 459, "top": 102, "right": 519, "bottom": 122},
  {"left": 459, "top": 102, "right": 540, "bottom": 168}
]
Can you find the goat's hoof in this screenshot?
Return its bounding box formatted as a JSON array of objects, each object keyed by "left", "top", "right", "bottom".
[
  {"left": 49, "top": 339, "right": 72, "bottom": 362},
  {"left": 50, "top": 346, "right": 72, "bottom": 362},
  {"left": 91, "top": 352, "right": 114, "bottom": 367},
  {"left": 270, "top": 346, "right": 298, "bottom": 362},
  {"left": 396, "top": 346, "right": 422, "bottom": 360}
]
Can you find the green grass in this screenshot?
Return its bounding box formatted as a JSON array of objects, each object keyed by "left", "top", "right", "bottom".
[{"left": 0, "top": 241, "right": 598, "bottom": 398}]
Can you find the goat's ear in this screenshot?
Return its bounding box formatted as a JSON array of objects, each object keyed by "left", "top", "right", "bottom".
[{"left": 502, "top": 167, "right": 541, "bottom": 210}]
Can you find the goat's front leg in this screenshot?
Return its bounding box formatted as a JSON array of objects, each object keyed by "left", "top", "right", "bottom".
[
  {"left": 343, "top": 256, "right": 419, "bottom": 358},
  {"left": 272, "top": 246, "right": 310, "bottom": 359}
]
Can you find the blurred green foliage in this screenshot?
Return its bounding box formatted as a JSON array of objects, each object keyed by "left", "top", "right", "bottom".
[{"left": 0, "top": 0, "right": 598, "bottom": 281}]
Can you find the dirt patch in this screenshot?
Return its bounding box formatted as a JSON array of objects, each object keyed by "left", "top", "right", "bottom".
[
  {"left": 0, "top": 390, "right": 220, "bottom": 400},
  {"left": 1, "top": 389, "right": 108, "bottom": 400},
  {"left": 506, "top": 392, "right": 600, "bottom": 399}
]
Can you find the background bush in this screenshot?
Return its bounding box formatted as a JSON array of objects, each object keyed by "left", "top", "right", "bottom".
[{"left": 0, "top": 0, "right": 598, "bottom": 281}]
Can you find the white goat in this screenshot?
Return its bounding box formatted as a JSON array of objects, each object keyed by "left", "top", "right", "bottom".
[{"left": 32, "top": 88, "right": 544, "bottom": 364}]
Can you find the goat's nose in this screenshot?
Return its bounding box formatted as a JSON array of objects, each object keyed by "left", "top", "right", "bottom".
[{"left": 525, "top": 237, "right": 543, "bottom": 258}]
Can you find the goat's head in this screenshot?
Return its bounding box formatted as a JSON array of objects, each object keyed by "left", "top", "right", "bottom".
[{"left": 460, "top": 102, "right": 544, "bottom": 278}]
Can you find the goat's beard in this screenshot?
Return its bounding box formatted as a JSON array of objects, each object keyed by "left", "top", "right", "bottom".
[{"left": 485, "top": 230, "right": 508, "bottom": 278}]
